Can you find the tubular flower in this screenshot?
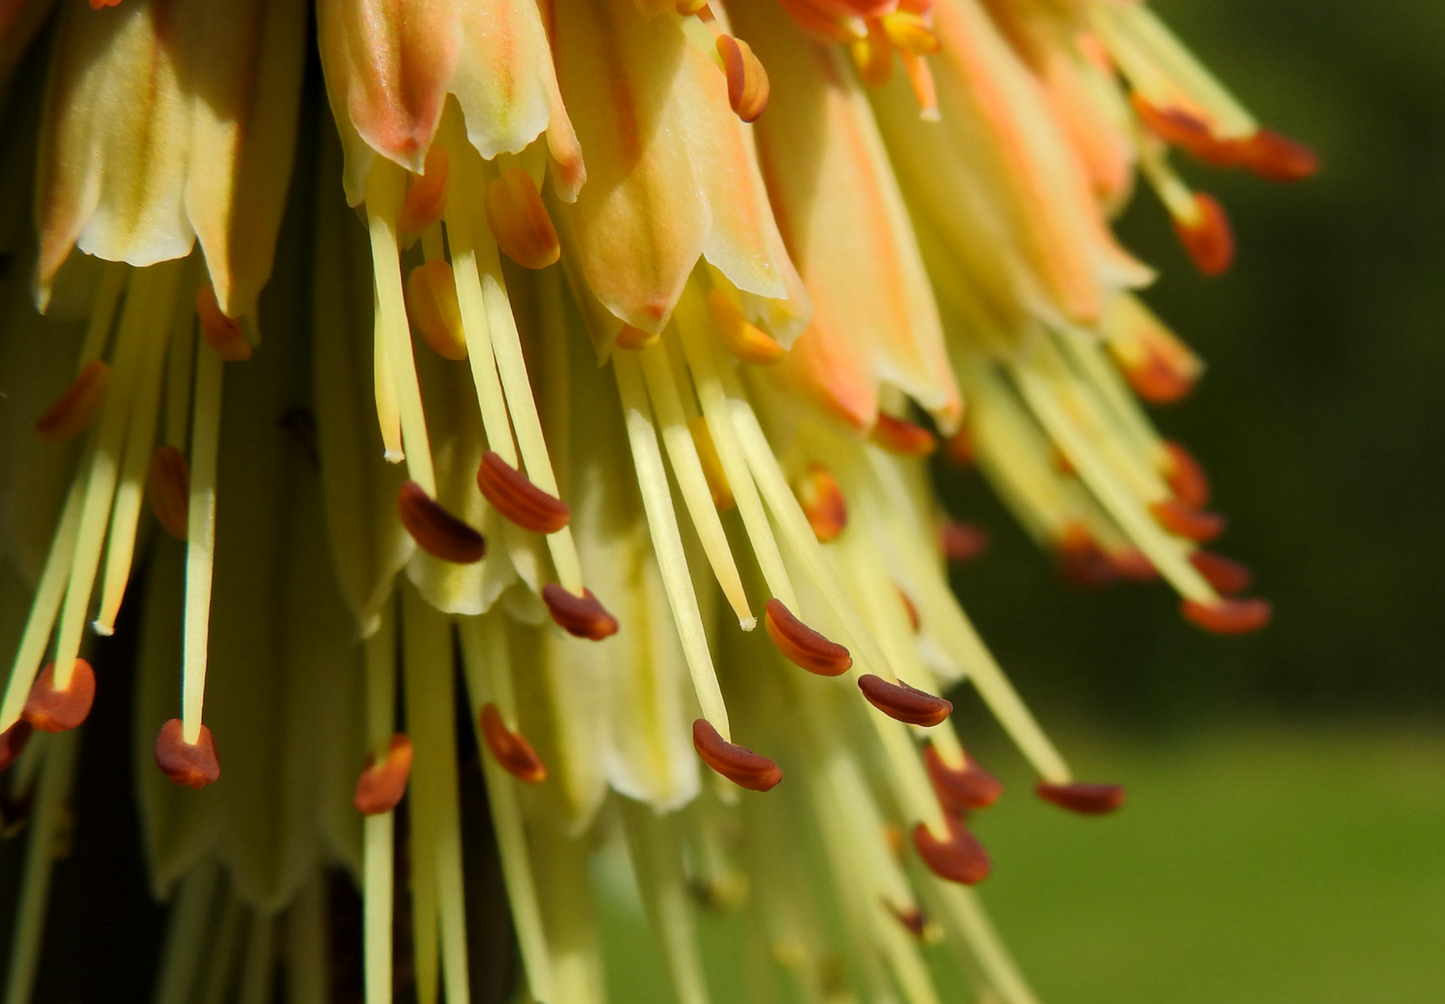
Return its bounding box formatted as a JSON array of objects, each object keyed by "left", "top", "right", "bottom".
[{"left": 0, "top": 0, "right": 1310, "bottom": 1001}]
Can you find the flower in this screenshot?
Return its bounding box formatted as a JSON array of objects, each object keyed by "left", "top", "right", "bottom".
[{"left": 0, "top": 0, "right": 1312, "bottom": 1001}]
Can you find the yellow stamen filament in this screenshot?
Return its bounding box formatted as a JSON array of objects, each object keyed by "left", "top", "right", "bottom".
[
  {"left": 75, "top": 262, "right": 126, "bottom": 370},
  {"left": 362, "top": 611, "right": 397, "bottom": 1004},
  {"left": 372, "top": 314, "right": 404, "bottom": 463},
  {"left": 934, "top": 886, "right": 1041, "bottom": 1004},
  {"left": 621, "top": 803, "right": 712, "bottom": 1004},
  {"left": 152, "top": 860, "right": 221, "bottom": 1004},
  {"left": 405, "top": 260, "right": 469, "bottom": 361},
  {"left": 164, "top": 302, "right": 196, "bottom": 449},
  {"left": 484, "top": 167, "right": 562, "bottom": 270},
  {"left": 181, "top": 339, "right": 224, "bottom": 747}
]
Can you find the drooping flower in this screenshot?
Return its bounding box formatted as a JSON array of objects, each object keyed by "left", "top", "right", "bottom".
[{"left": 0, "top": 0, "right": 1312, "bottom": 1001}]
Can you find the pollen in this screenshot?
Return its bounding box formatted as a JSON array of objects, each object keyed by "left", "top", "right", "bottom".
[
  {"left": 871, "top": 413, "right": 937, "bottom": 456},
  {"left": 1172, "top": 192, "right": 1235, "bottom": 276},
  {"left": 691, "top": 718, "right": 783, "bottom": 792},
  {"left": 484, "top": 168, "right": 561, "bottom": 270},
  {"left": 1035, "top": 781, "right": 1126, "bottom": 816},
  {"left": 22, "top": 660, "right": 96, "bottom": 733},
  {"left": 146, "top": 445, "right": 190, "bottom": 540},
  {"left": 1189, "top": 551, "right": 1253, "bottom": 596},
  {"left": 35, "top": 359, "right": 110, "bottom": 443},
  {"left": 353, "top": 734, "right": 414, "bottom": 814},
  {"left": 1150, "top": 498, "right": 1227, "bottom": 543},
  {"left": 1181, "top": 596, "right": 1272, "bottom": 634},
  {"left": 476, "top": 451, "right": 571, "bottom": 534},
  {"left": 912, "top": 821, "right": 991, "bottom": 885},
  {"left": 924, "top": 744, "right": 1003, "bottom": 811},
  {"left": 396, "top": 481, "right": 487, "bottom": 564},
  {"left": 1162, "top": 440, "right": 1212, "bottom": 509},
  {"left": 857, "top": 674, "right": 952, "bottom": 727},
  {"left": 154, "top": 718, "right": 221, "bottom": 789},
  {"left": 541, "top": 584, "right": 619, "bottom": 640},
  {"left": 764, "top": 599, "right": 852, "bottom": 676},
  {"left": 479, "top": 704, "right": 547, "bottom": 784}
]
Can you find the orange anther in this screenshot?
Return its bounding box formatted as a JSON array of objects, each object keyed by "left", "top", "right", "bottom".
[
  {"left": 1180, "top": 596, "right": 1272, "bottom": 634},
  {"left": 406, "top": 260, "right": 468, "bottom": 361},
  {"left": 542, "top": 584, "right": 619, "bottom": 640},
  {"left": 1150, "top": 498, "right": 1226, "bottom": 543},
  {"left": 940, "top": 520, "right": 988, "bottom": 562},
  {"left": 871, "top": 413, "right": 936, "bottom": 456},
  {"left": 397, "top": 145, "right": 449, "bottom": 237},
  {"left": 89, "top": 0, "right": 122, "bottom": 8},
  {"left": 485, "top": 167, "right": 561, "bottom": 270},
  {"left": 23, "top": 660, "right": 96, "bottom": 733},
  {"left": 1121, "top": 343, "right": 1197, "bottom": 404},
  {"left": 1172, "top": 193, "right": 1234, "bottom": 276},
  {"left": 1189, "top": 551, "right": 1253, "bottom": 596},
  {"left": 1162, "top": 440, "right": 1211, "bottom": 508},
  {"left": 706, "top": 289, "right": 784, "bottom": 364},
  {"left": 147, "top": 445, "right": 190, "bottom": 541},
  {"left": 897, "top": 587, "right": 920, "bottom": 633},
  {"left": 1130, "top": 96, "right": 1215, "bottom": 150},
  {"left": 397, "top": 481, "right": 487, "bottom": 564},
  {"left": 36, "top": 359, "right": 110, "bottom": 443},
  {"left": 794, "top": 464, "right": 847, "bottom": 543},
  {"left": 912, "top": 820, "right": 990, "bottom": 885},
  {"left": 691, "top": 718, "right": 782, "bottom": 792},
  {"left": 689, "top": 417, "right": 734, "bottom": 510},
  {"left": 924, "top": 743, "right": 1002, "bottom": 811},
  {"left": 1035, "top": 780, "right": 1125, "bottom": 815},
  {"left": 716, "top": 35, "right": 770, "bottom": 123},
  {"left": 615, "top": 324, "right": 661, "bottom": 350},
  {"left": 850, "top": 21, "right": 893, "bottom": 89},
  {"left": 197, "top": 283, "right": 251, "bottom": 361},
  {"left": 944, "top": 427, "right": 974, "bottom": 466},
  {"left": 0, "top": 722, "right": 34, "bottom": 773},
  {"left": 1108, "top": 547, "right": 1157, "bottom": 582},
  {"left": 354, "top": 734, "right": 414, "bottom": 814},
  {"left": 879, "top": 11, "right": 939, "bottom": 55},
  {"left": 1056, "top": 524, "right": 1115, "bottom": 589},
  {"left": 1241, "top": 128, "right": 1319, "bottom": 182},
  {"left": 155, "top": 719, "right": 220, "bottom": 789},
  {"left": 477, "top": 451, "right": 570, "bottom": 534},
  {"left": 764, "top": 599, "right": 851, "bottom": 676},
  {"left": 858, "top": 674, "right": 952, "bottom": 727},
  {"left": 480, "top": 704, "right": 548, "bottom": 783}
]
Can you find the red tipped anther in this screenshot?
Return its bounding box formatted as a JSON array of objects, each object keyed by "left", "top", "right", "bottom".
[
  {"left": 147, "top": 445, "right": 191, "bottom": 541},
  {"left": 871, "top": 413, "right": 937, "bottom": 456},
  {"left": 1189, "top": 551, "right": 1253, "bottom": 596},
  {"left": 22, "top": 660, "right": 96, "bottom": 733},
  {"left": 542, "top": 584, "right": 619, "bottom": 640},
  {"left": 36, "top": 359, "right": 110, "bottom": 443},
  {"left": 691, "top": 718, "right": 782, "bottom": 792},
  {"left": 353, "top": 734, "right": 414, "bottom": 814},
  {"left": 0, "top": 722, "right": 34, "bottom": 773},
  {"left": 155, "top": 719, "right": 221, "bottom": 789},
  {"left": 912, "top": 820, "right": 991, "bottom": 885},
  {"left": 480, "top": 704, "right": 547, "bottom": 784},
  {"left": 940, "top": 520, "right": 988, "bottom": 562},
  {"left": 397, "top": 481, "right": 487, "bottom": 564},
  {"left": 1122, "top": 343, "right": 1197, "bottom": 404},
  {"left": 1241, "top": 129, "right": 1319, "bottom": 182},
  {"left": 886, "top": 901, "right": 929, "bottom": 938},
  {"left": 477, "top": 451, "right": 570, "bottom": 534},
  {"left": 764, "top": 599, "right": 851, "bottom": 676},
  {"left": 1172, "top": 193, "right": 1234, "bottom": 276},
  {"left": 1150, "top": 499, "right": 1227, "bottom": 543},
  {"left": 794, "top": 464, "right": 848, "bottom": 543},
  {"left": 1036, "top": 780, "right": 1125, "bottom": 816},
  {"left": 1162, "top": 440, "right": 1211, "bottom": 508},
  {"left": 858, "top": 674, "right": 952, "bottom": 727},
  {"left": 924, "top": 744, "right": 1003, "bottom": 811},
  {"left": 1181, "top": 597, "right": 1272, "bottom": 634}
]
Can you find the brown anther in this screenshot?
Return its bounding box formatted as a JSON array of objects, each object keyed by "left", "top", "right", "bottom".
[
  {"left": 689, "top": 417, "right": 734, "bottom": 510},
  {"left": 1172, "top": 193, "right": 1234, "bottom": 276},
  {"left": 871, "top": 413, "right": 936, "bottom": 456},
  {"left": 896, "top": 587, "right": 920, "bottom": 633},
  {"left": 764, "top": 599, "right": 851, "bottom": 676},
  {"left": 794, "top": 464, "right": 847, "bottom": 543},
  {"left": 353, "top": 734, "right": 414, "bottom": 814},
  {"left": 36, "top": 359, "right": 110, "bottom": 443},
  {"left": 0, "top": 722, "right": 34, "bottom": 773},
  {"left": 542, "top": 584, "right": 619, "bottom": 640},
  {"left": 1056, "top": 524, "right": 1116, "bottom": 588},
  {"left": 485, "top": 167, "right": 562, "bottom": 270},
  {"left": 614, "top": 324, "right": 661, "bottom": 350},
  {"left": 480, "top": 704, "right": 548, "bottom": 783},
  {"left": 879, "top": 11, "right": 939, "bottom": 55},
  {"left": 924, "top": 744, "right": 1003, "bottom": 811},
  {"left": 1150, "top": 498, "right": 1226, "bottom": 543},
  {"left": 1189, "top": 551, "right": 1253, "bottom": 596},
  {"left": 912, "top": 820, "right": 991, "bottom": 885},
  {"left": 89, "top": 0, "right": 122, "bottom": 9},
  {"left": 477, "top": 451, "right": 570, "bottom": 534},
  {"left": 146, "top": 445, "right": 191, "bottom": 540},
  {"left": 1241, "top": 128, "right": 1319, "bottom": 182},
  {"left": 1130, "top": 96, "right": 1215, "bottom": 150},
  {"left": 716, "top": 34, "right": 770, "bottom": 123},
  {"left": 706, "top": 289, "right": 784, "bottom": 364},
  {"left": 857, "top": 674, "right": 951, "bottom": 727},
  {"left": 940, "top": 520, "right": 988, "bottom": 562},
  {"left": 397, "top": 481, "right": 487, "bottom": 564},
  {"left": 1035, "top": 781, "right": 1125, "bottom": 816},
  {"left": 691, "top": 718, "right": 782, "bottom": 792},
  {"left": 944, "top": 426, "right": 974, "bottom": 465},
  {"left": 1108, "top": 547, "right": 1158, "bottom": 582},
  {"left": 155, "top": 719, "right": 220, "bottom": 789},
  {"left": 406, "top": 260, "right": 468, "bottom": 361},
  {"left": 1119, "top": 342, "right": 1196, "bottom": 404},
  {"left": 397, "top": 145, "right": 449, "bottom": 236},
  {"left": 1180, "top": 597, "right": 1272, "bottom": 634},
  {"left": 22, "top": 660, "right": 96, "bottom": 733},
  {"left": 886, "top": 901, "right": 929, "bottom": 938},
  {"left": 196, "top": 283, "right": 251, "bottom": 361},
  {"left": 1162, "top": 440, "right": 1211, "bottom": 508}
]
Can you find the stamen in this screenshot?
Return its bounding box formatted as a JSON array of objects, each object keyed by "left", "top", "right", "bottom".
[
  {"left": 396, "top": 481, "right": 487, "bottom": 564},
  {"left": 1180, "top": 596, "right": 1272, "bottom": 634},
  {"left": 764, "top": 599, "right": 852, "bottom": 676},
  {"left": 911, "top": 821, "right": 990, "bottom": 885},
  {"left": 945, "top": 427, "right": 974, "bottom": 466},
  {"left": 794, "top": 464, "right": 848, "bottom": 543},
  {"left": 1162, "top": 440, "right": 1211, "bottom": 508},
  {"left": 1189, "top": 551, "right": 1253, "bottom": 596},
  {"left": 706, "top": 289, "right": 784, "bottom": 364},
  {"left": 858, "top": 674, "right": 952, "bottom": 727},
  {"left": 1172, "top": 192, "right": 1234, "bottom": 276},
  {"left": 691, "top": 718, "right": 783, "bottom": 792},
  {"left": 888, "top": 903, "right": 929, "bottom": 938},
  {"left": 541, "top": 584, "right": 619, "bottom": 640},
  {"left": 477, "top": 451, "right": 570, "bottom": 534},
  {"left": 616, "top": 324, "right": 661, "bottom": 350},
  {"left": 1035, "top": 781, "right": 1125, "bottom": 816},
  {"left": 879, "top": 11, "right": 938, "bottom": 54},
  {"left": 484, "top": 167, "right": 562, "bottom": 270},
  {"left": 21, "top": 660, "right": 95, "bottom": 733},
  {"left": 0, "top": 722, "right": 33, "bottom": 772},
  {"left": 353, "top": 733, "right": 414, "bottom": 814},
  {"left": 405, "top": 260, "right": 468, "bottom": 361},
  {"left": 940, "top": 520, "right": 988, "bottom": 562},
  {"left": 924, "top": 744, "right": 1003, "bottom": 811},
  {"left": 689, "top": 417, "right": 734, "bottom": 510},
  {"left": 397, "top": 145, "right": 449, "bottom": 237},
  {"left": 479, "top": 704, "right": 547, "bottom": 783},
  {"left": 180, "top": 340, "right": 224, "bottom": 747},
  {"left": 361, "top": 612, "right": 398, "bottom": 1004},
  {"left": 154, "top": 718, "right": 221, "bottom": 788},
  {"left": 897, "top": 587, "right": 920, "bottom": 633},
  {"left": 850, "top": 20, "right": 893, "bottom": 88},
  {"left": 872, "top": 413, "right": 937, "bottom": 456},
  {"left": 196, "top": 284, "right": 252, "bottom": 362},
  {"left": 1241, "top": 129, "right": 1319, "bottom": 182},
  {"left": 35, "top": 360, "right": 110, "bottom": 442},
  {"left": 1150, "top": 498, "right": 1226, "bottom": 542},
  {"left": 147, "top": 446, "right": 191, "bottom": 540},
  {"left": 715, "top": 35, "right": 770, "bottom": 123}
]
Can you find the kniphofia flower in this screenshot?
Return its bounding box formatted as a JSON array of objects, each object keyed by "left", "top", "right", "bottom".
[{"left": 0, "top": 0, "right": 1313, "bottom": 1001}]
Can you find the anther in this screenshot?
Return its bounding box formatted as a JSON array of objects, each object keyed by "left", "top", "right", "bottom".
[
  {"left": 1172, "top": 193, "right": 1234, "bottom": 276},
  {"left": 912, "top": 821, "right": 991, "bottom": 885},
  {"left": 1162, "top": 440, "right": 1211, "bottom": 508},
  {"left": 924, "top": 744, "right": 1003, "bottom": 811},
  {"left": 485, "top": 167, "right": 562, "bottom": 270},
  {"left": 940, "top": 521, "right": 988, "bottom": 562},
  {"left": 944, "top": 427, "right": 974, "bottom": 466},
  {"left": 542, "top": 584, "right": 619, "bottom": 640},
  {"left": 850, "top": 22, "right": 893, "bottom": 88},
  {"left": 615, "top": 324, "right": 661, "bottom": 350},
  {"left": 706, "top": 290, "right": 784, "bottom": 364},
  {"left": 0, "top": 722, "right": 34, "bottom": 773},
  {"left": 1035, "top": 781, "right": 1125, "bottom": 816},
  {"left": 879, "top": 11, "right": 939, "bottom": 55},
  {"left": 764, "top": 599, "right": 852, "bottom": 676},
  {"left": 716, "top": 35, "right": 770, "bottom": 123},
  {"left": 89, "top": 0, "right": 123, "bottom": 8},
  {"left": 155, "top": 718, "right": 221, "bottom": 789},
  {"left": 1108, "top": 547, "right": 1158, "bottom": 582},
  {"left": 1056, "top": 524, "right": 1116, "bottom": 589},
  {"left": 196, "top": 283, "right": 252, "bottom": 361},
  {"left": 690, "top": 417, "right": 735, "bottom": 510},
  {"left": 480, "top": 704, "right": 548, "bottom": 783},
  {"left": 1180, "top": 597, "right": 1272, "bottom": 634},
  {"left": 886, "top": 901, "right": 929, "bottom": 939},
  {"left": 1119, "top": 343, "right": 1196, "bottom": 403},
  {"left": 22, "top": 660, "right": 96, "bottom": 733},
  {"left": 1150, "top": 498, "right": 1226, "bottom": 542},
  {"left": 897, "top": 587, "right": 920, "bottom": 633},
  {"left": 147, "top": 445, "right": 191, "bottom": 540},
  {"left": 1241, "top": 129, "right": 1319, "bottom": 182},
  {"left": 857, "top": 674, "right": 952, "bottom": 727},
  {"left": 36, "top": 359, "right": 110, "bottom": 443},
  {"left": 397, "top": 145, "right": 449, "bottom": 236},
  {"left": 1189, "top": 551, "right": 1253, "bottom": 596},
  {"left": 691, "top": 718, "right": 783, "bottom": 792},
  {"left": 871, "top": 413, "right": 937, "bottom": 456},
  {"left": 794, "top": 464, "right": 847, "bottom": 543},
  {"left": 406, "top": 260, "right": 468, "bottom": 361},
  {"left": 397, "top": 481, "right": 487, "bottom": 564},
  {"left": 477, "top": 451, "right": 570, "bottom": 534},
  {"left": 353, "top": 734, "right": 414, "bottom": 814}
]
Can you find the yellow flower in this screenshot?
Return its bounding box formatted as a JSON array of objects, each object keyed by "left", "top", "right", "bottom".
[{"left": 0, "top": 0, "right": 1312, "bottom": 1001}]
